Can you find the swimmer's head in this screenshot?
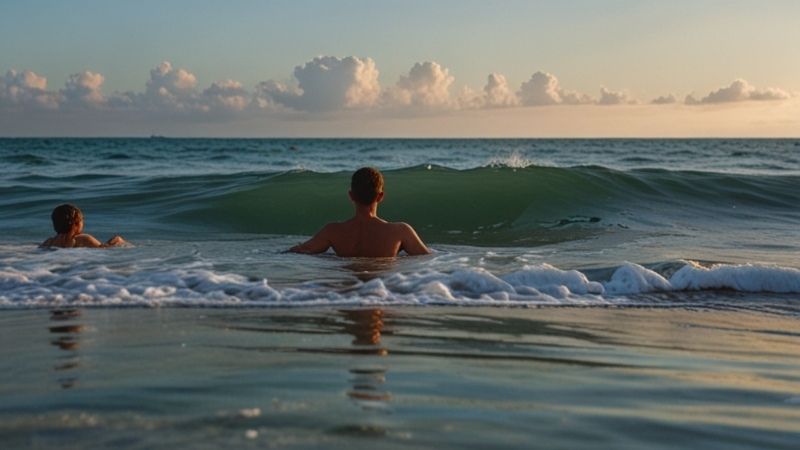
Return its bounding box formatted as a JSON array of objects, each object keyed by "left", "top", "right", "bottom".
[
  {"left": 51, "top": 204, "right": 83, "bottom": 234},
  {"left": 350, "top": 167, "right": 384, "bottom": 205}
]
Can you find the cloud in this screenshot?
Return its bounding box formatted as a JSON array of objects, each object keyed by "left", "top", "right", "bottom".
[
  {"left": 458, "top": 73, "right": 519, "bottom": 109},
  {"left": 558, "top": 89, "right": 594, "bottom": 105},
  {"left": 202, "top": 79, "right": 249, "bottom": 112},
  {"left": 262, "top": 56, "right": 380, "bottom": 112},
  {"left": 135, "top": 62, "right": 252, "bottom": 115},
  {"left": 141, "top": 61, "right": 201, "bottom": 112},
  {"left": 518, "top": 71, "right": 561, "bottom": 106},
  {"left": 483, "top": 73, "right": 519, "bottom": 108},
  {"left": 384, "top": 61, "right": 455, "bottom": 109},
  {"left": 2, "top": 59, "right": 795, "bottom": 129},
  {"left": 61, "top": 71, "right": 106, "bottom": 108},
  {"left": 0, "top": 69, "right": 59, "bottom": 109},
  {"left": 518, "top": 71, "right": 594, "bottom": 106},
  {"left": 252, "top": 80, "right": 293, "bottom": 111},
  {"left": 685, "top": 79, "right": 791, "bottom": 105},
  {"left": 598, "top": 87, "right": 636, "bottom": 105},
  {"left": 651, "top": 94, "right": 677, "bottom": 105}
]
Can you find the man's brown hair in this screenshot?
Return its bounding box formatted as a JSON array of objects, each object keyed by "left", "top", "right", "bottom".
[
  {"left": 350, "top": 167, "right": 384, "bottom": 205},
  {"left": 51, "top": 204, "right": 82, "bottom": 234}
]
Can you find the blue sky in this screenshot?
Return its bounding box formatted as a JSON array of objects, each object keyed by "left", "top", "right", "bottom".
[{"left": 1, "top": 0, "right": 799, "bottom": 136}]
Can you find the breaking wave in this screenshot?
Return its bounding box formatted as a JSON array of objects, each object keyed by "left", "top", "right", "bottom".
[{"left": 2, "top": 260, "right": 798, "bottom": 309}]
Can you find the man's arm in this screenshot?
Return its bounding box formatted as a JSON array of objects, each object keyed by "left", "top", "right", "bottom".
[
  {"left": 399, "top": 223, "right": 431, "bottom": 255},
  {"left": 289, "top": 224, "right": 333, "bottom": 254}
]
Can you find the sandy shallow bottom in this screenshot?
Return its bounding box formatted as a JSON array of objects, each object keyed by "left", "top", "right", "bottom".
[{"left": 1, "top": 306, "right": 799, "bottom": 449}]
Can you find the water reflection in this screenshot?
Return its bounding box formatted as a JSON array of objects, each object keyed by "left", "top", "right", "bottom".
[
  {"left": 341, "top": 309, "right": 392, "bottom": 409},
  {"left": 49, "top": 309, "right": 83, "bottom": 389}
]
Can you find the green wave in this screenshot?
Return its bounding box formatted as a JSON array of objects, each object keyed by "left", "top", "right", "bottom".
[{"left": 165, "top": 165, "right": 800, "bottom": 246}]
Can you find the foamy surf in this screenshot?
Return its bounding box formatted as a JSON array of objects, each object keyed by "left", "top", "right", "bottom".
[{"left": 2, "top": 260, "right": 798, "bottom": 309}]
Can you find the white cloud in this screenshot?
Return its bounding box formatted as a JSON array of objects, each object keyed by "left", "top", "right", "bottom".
[
  {"left": 0, "top": 69, "right": 59, "bottom": 109},
  {"left": 202, "top": 79, "right": 249, "bottom": 112},
  {"left": 252, "top": 80, "right": 294, "bottom": 111},
  {"left": 384, "top": 61, "right": 455, "bottom": 108},
  {"left": 518, "top": 71, "right": 594, "bottom": 106},
  {"left": 598, "top": 87, "right": 636, "bottom": 105},
  {"left": 686, "top": 79, "right": 791, "bottom": 105},
  {"left": 651, "top": 94, "right": 677, "bottom": 104},
  {"left": 135, "top": 61, "right": 254, "bottom": 115},
  {"left": 558, "top": 89, "right": 594, "bottom": 105},
  {"left": 458, "top": 73, "right": 519, "bottom": 109},
  {"left": 262, "top": 56, "right": 380, "bottom": 112},
  {"left": 1, "top": 60, "right": 795, "bottom": 128},
  {"left": 483, "top": 73, "right": 518, "bottom": 108},
  {"left": 61, "top": 71, "right": 106, "bottom": 108},
  {"left": 141, "top": 61, "right": 200, "bottom": 112},
  {"left": 518, "top": 71, "right": 562, "bottom": 106},
  {"left": 456, "top": 85, "right": 482, "bottom": 109},
  {"left": 148, "top": 61, "right": 197, "bottom": 92}
]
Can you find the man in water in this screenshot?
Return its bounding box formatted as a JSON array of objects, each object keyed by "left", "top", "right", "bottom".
[{"left": 289, "top": 167, "right": 430, "bottom": 257}]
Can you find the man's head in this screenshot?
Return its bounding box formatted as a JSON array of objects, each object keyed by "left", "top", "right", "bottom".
[
  {"left": 350, "top": 167, "right": 384, "bottom": 205},
  {"left": 51, "top": 204, "right": 83, "bottom": 234}
]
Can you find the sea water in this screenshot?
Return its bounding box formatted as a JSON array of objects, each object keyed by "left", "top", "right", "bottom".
[
  {"left": 1, "top": 138, "right": 798, "bottom": 310},
  {"left": 2, "top": 138, "right": 800, "bottom": 449}
]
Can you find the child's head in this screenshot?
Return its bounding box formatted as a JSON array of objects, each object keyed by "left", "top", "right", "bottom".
[{"left": 51, "top": 204, "right": 83, "bottom": 234}]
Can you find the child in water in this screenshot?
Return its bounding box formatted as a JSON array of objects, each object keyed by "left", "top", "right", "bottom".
[{"left": 40, "top": 204, "right": 129, "bottom": 248}]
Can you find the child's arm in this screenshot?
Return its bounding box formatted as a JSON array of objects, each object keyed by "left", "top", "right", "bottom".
[
  {"left": 105, "top": 235, "right": 128, "bottom": 247},
  {"left": 74, "top": 234, "right": 129, "bottom": 248},
  {"left": 74, "top": 234, "right": 104, "bottom": 248}
]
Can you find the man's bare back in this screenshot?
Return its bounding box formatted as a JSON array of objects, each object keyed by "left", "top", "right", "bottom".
[
  {"left": 289, "top": 167, "right": 430, "bottom": 257},
  {"left": 291, "top": 216, "right": 429, "bottom": 257}
]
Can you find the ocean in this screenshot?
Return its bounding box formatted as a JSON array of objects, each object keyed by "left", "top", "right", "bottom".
[
  {"left": 1, "top": 138, "right": 799, "bottom": 308},
  {"left": 1, "top": 138, "right": 799, "bottom": 448}
]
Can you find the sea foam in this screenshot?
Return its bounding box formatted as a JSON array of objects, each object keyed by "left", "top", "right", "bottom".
[{"left": 1, "top": 260, "right": 799, "bottom": 308}]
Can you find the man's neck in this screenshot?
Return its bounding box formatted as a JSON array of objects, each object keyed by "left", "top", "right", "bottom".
[{"left": 354, "top": 203, "right": 379, "bottom": 219}]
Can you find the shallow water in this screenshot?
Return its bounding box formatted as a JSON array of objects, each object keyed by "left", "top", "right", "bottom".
[{"left": 1, "top": 307, "right": 799, "bottom": 449}]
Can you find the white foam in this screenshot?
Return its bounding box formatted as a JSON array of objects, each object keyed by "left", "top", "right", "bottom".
[
  {"left": 1, "top": 259, "right": 799, "bottom": 308},
  {"left": 669, "top": 261, "right": 800, "bottom": 293},
  {"left": 603, "top": 261, "right": 800, "bottom": 295},
  {"left": 484, "top": 151, "right": 540, "bottom": 169},
  {"left": 604, "top": 262, "right": 672, "bottom": 295},
  {"left": 503, "top": 264, "right": 605, "bottom": 297}
]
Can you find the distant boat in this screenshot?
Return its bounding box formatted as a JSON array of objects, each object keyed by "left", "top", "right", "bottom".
[{"left": 149, "top": 134, "right": 167, "bottom": 139}]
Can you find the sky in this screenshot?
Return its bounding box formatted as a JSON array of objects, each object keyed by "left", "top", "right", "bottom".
[{"left": 1, "top": 0, "right": 799, "bottom": 137}]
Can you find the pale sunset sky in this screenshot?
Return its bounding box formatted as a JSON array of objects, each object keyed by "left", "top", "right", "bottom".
[{"left": 1, "top": 0, "right": 799, "bottom": 137}]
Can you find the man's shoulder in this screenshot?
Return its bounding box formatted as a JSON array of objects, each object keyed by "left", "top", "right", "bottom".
[
  {"left": 388, "top": 221, "right": 416, "bottom": 234},
  {"left": 321, "top": 221, "right": 345, "bottom": 231},
  {"left": 317, "top": 221, "right": 348, "bottom": 238},
  {"left": 389, "top": 221, "right": 413, "bottom": 228}
]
